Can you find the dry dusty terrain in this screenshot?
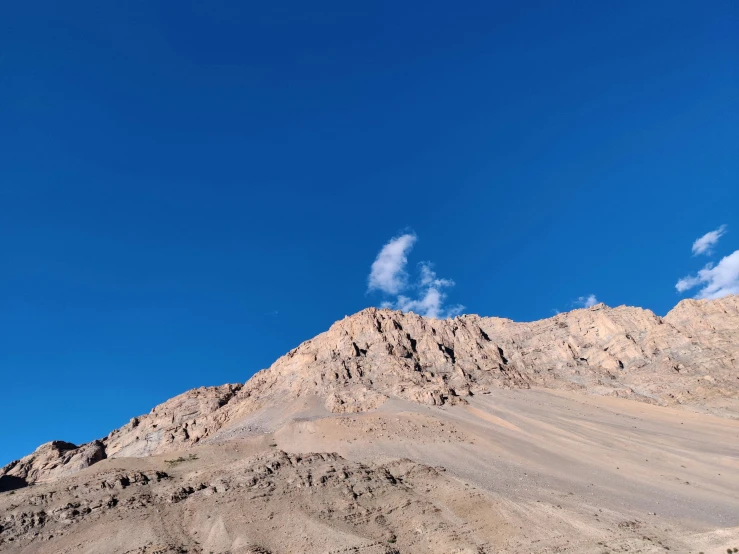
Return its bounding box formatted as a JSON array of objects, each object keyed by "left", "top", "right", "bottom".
[
  {"left": 2, "top": 390, "right": 738, "bottom": 553},
  {"left": 2, "top": 297, "right": 739, "bottom": 553}
]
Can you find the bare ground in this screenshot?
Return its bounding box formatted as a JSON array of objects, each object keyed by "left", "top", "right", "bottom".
[{"left": 2, "top": 389, "right": 738, "bottom": 553}]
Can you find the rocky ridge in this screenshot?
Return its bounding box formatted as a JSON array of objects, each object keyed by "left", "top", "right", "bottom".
[{"left": 2, "top": 295, "right": 738, "bottom": 489}]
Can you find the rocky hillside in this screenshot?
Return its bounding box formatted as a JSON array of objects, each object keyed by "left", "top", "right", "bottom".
[
  {"left": 2, "top": 296, "right": 738, "bottom": 491},
  {"left": 0, "top": 450, "right": 479, "bottom": 553}
]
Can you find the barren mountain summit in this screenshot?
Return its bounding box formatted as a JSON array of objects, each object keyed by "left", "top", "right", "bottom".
[
  {"left": 240, "top": 294, "right": 739, "bottom": 415},
  {"left": 2, "top": 296, "right": 739, "bottom": 553}
]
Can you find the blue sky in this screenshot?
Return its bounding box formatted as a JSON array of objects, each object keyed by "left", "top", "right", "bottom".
[{"left": 1, "top": 1, "right": 737, "bottom": 465}]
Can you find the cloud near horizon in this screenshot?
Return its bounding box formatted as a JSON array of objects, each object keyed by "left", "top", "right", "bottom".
[
  {"left": 574, "top": 294, "right": 599, "bottom": 308},
  {"left": 368, "top": 234, "right": 463, "bottom": 319},
  {"left": 691, "top": 225, "right": 727, "bottom": 256},
  {"left": 676, "top": 250, "right": 739, "bottom": 299}
]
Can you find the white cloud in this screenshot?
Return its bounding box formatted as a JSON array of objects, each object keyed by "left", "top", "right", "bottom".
[
  {"left": 675, "top": 275, "right": 702, "bottom": 293},
  {"left": 395, "top": 264, "right": 464, "bottom": 319},
  {"left": 367, "top": 236, "right": 463, "bottom": 319},
  {"left": 675, "top": 250, "right": 739, "bottom": 299},
  {"left": 575, "top": 294, "right": 599, "bottom": 308},
  {"left": 418, "top": 262, "right": 454, "bottom": 288},
  {"left": 691, "top": 225, "right": 727, "bottom": 256},
  {"left": 368, "top": 233, "right": 417, "bottom": 294}
]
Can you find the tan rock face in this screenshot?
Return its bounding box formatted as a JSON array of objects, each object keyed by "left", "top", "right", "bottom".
[
  {"left": 475, "top": 296, "right": 739, "bottom": 407},
  {"left": 3, "top": 296, "right": 738, "bottom": 487},
  {"left": 233, "top": 307, "right": 531, "bottom": 417},
  {"left": 0, "top": 385, "right": 243, "bottom": 489},
  {"left": 0, "top": 441, "right": 105, "bottom": 491},
  {"left": 232, "top": 295, "right": 739, "bottom": 417},
  {"left": 104, "top": 384, "right": 243, "bottom": 458}
]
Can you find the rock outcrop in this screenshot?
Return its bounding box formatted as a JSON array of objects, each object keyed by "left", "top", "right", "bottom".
[
  {"left": 104, "top": 384, "right": 243, "bottom": 458},
  {"left": 3, "top": 295, "right": 738, "bottom": 488},
  {"left": 0, "top": 441, "right": 106, "bottom": 492}
]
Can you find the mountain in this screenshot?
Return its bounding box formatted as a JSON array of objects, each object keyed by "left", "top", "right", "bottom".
[{"left": 2, "top": 297, "right": 738, "bottom": 553}]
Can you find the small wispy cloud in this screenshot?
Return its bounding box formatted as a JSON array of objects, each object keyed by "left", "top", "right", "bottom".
[
  {"left": 368, "top": 233, "right": 417, "bottom": 295},
  {"left": 396, "top": 263, "right": 463, "bottom": 319},
  {"left": 418, "top": 262, "right": 454, "bottom": 289},
  {"left": 368, "top": 234, "right": 463, "bottom": 319},
  {"left": 675, "top": 275, "right": 702, "bottom": 293},
  {"left": 574, "top": 294, "right": 599, "bottom": 308},
  {"left": 675, "top": 250, "right": 739, "bottom": 299},
  {"left": 691, "top": 225, "right": 727, "bottom": 256}
]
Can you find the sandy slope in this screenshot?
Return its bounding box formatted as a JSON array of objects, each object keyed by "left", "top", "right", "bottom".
[{"left": 2, "top": 389, "right": 738, "bottom": 553}]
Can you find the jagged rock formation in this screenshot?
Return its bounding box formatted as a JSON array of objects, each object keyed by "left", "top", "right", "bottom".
[
  {"left": 2, "top": 296, "right": 738, "bottom": 489},
  {"left": 237, "top": 296, "right": 739, "bottom": 416},
  {"left": 0, "top": 441, "right": 105, "bottom": 492}
]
